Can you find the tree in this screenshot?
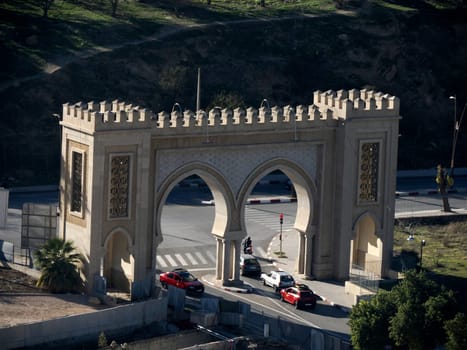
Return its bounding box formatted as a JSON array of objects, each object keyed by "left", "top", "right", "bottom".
[
  {"left": 349, "top": 291, "right": 396, "bottom": 350},
  {"left": 109, "top": 0, "right": 125, "bottom": 17},
  {"left": 445, "top": 313, "right": 467, "bottom": 350},
  {"left": 34, "top": 238, "right": 84, "bottom": 293},
  {"left": 207, "top": 91, "right": 246, "bottom": 110},
  {"left": 40, "top": 0, "right": 54, "bottom": 18},
  {"left": 390, "top": 270, "right": 457, "bottom": 349},
  {"left": 98, "top": 331, "right": 108, "bottom": 348},
  {"left": 435, "top": 164, "right": 453, "bottom": 212},
  {"left": 350, "top": 270, "right": 458, "bottom": 350}
]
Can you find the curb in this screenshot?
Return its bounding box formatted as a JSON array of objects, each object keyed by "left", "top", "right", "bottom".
[
  {"left": 395, "top": 188, "right": 466, "bottom": 197},
  {"left": 267, "top": 235, "right": 351, "bottom": 314},
  {"left": 201, "top": 277, "right": 252, "bottom": 294},
  {"left": 248, "top": 198, "right": 296, "bottom": 205},
  {"left": 318, "top": 295, "right": 351, "bottom": 314},
  {"left": 201, "top": 197, "right": 297, "bottom": 205}
]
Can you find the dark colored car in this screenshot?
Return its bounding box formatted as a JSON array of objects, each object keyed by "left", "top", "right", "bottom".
[
  {"left": 159, "top": 268, "right": 204, "bottom": 294},
  {"left": 280, "top": 285, "right": 317, "bottom": 309},
  {"left": 240, "top": 254, "right": 262, "bottom": 276}
]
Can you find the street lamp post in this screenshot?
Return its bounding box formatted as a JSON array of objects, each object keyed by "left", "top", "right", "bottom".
[{"left": 448, "top": 95, "right": 467, "bottom": 177}]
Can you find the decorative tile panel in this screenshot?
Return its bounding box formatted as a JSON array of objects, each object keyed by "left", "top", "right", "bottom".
[
  {"left": 156, "top": 143, "right": 319, "bottom": 195},
  {"left": 109, "top": 154, "right": 131, "bottom": 218},
  {"left": 359, "top": 142, "right": 379, "bottom": 202},
  {"left": 71, "top": 151, "right": 83, "bottom": 213}
]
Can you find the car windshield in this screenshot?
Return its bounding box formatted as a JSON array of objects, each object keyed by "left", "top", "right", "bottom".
[
  {"left": 299, "top": 291, "right": 313, "bottom": 297},
  {"left": 281, "top": 275, "right": 294, "bottom": 282},
  {"left": 179, "top": 271, "right": 196, "bottom": 282},
  {"left": 244, "top": 259, "right": 259, "bottom": 266}
]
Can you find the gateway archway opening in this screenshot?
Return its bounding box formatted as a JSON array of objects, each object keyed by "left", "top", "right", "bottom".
[
  {"left": 157, "top": 174, "right": 216, "bottom": 273},
  {"left": 241, "top": 165, "right": 316, "bottom": 279},
  {"left": 243, "top": 170, "right": 297, "bottom": 265}
]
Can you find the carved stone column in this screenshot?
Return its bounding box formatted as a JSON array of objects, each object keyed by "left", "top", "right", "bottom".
[
  {"left": 297, "top": 231, "right": 306, "bottom": 275},
  {"left": 303, "top": 232, "right": 314, "bottom": 279},
  {"left": 232, "top": 239, "right": 242, "bottom": 282},
  {"left": 222, "top": 238, "right": 231, "bottom": 283},
  {"left": 216, "top": 237, "right": 224, "bottom": 280},
  {"left": 297, "top": 228, "right": 315, "bottom": 279}
]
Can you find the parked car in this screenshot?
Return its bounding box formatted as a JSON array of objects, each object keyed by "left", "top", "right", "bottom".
[
  {"left": 260, "top": 270, "right": 295, "bottom": 291},
  {"left": 280, "top": 285, "right": 317, "bottom": 309},
  {"left": 240, "top": 254, "right": 261, "bottom": 276},
  {"left": 159, "top": 268, "right": 204, "bottom": 294}
]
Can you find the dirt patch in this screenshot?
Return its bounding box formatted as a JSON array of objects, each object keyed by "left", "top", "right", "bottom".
[
  {"left": 0, "top": 265, "right": 43, "bottom": 294},
  {"left": 0, "top": 266, "right": 112, "bottom": 328}
]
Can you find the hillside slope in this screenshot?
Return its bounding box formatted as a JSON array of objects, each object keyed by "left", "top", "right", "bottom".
[{"left": 0, "top": 1, "right": 466, "bottom": 185}]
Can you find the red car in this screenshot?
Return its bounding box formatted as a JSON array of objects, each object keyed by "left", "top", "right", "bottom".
[
  {"left": 159, "top": 268, "right": 205, "bottom": 294},
  {"left": 280, "top": 285, "right": 317, "bottom": 309}
]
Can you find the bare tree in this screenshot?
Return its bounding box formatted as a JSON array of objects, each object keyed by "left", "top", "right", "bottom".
[
  {"left": 436, "top": 164, "right": 453, "bottom": 212},
  {"left": 40, "top": 0, "right": 54, "bottom": 18},
  {"left": 109, "top": 0, "right": 123, "bottom": 17}
]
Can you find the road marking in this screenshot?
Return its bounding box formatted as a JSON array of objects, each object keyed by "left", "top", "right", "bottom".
[
  {"left": 185, "top": 252, "right": 198, "bottom": 265},
  {"left": 164, "top": 254, "right": 177, "bottom": 266},
  {"left": 195, "top": 251, "right": 208, "bottom": 264},
  {"left": 211, "top": 285, "right": 321, "bottom": 329},
  {"left": 156, "top": 255, "right": 168, "bottom": 268},
  {"left": 175, "top": 253, "right": 188, "bottom": 266}
]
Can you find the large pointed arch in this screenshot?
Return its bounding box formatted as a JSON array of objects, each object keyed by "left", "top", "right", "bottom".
[
  {"left": 237, "top": 158, "right": 319, "bottom": 278},
  {"left": 237, "top": 158, "right": 318, "bottom": 232},
  {"left": 154, "top": 162, "right": 237, "bottom": 241}
]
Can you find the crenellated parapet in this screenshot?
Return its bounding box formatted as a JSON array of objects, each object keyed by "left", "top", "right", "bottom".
[
  {"left": 61, "top": 89, "right": 400, "bottom": 134},
  {"left": 61, "top": 100, "right": 153, "bottom": 133},
  {"left": 313, "top": 89, "right": 400, "bottom": 119}
]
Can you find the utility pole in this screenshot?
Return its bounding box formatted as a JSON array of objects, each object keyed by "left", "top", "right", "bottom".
[{"left": 196, "top": 67, "right": 201, "bottom": 113}]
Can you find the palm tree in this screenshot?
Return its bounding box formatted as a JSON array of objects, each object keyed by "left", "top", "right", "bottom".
[{"left": 34, "top": 238, "right": 84, "bottom": 293}]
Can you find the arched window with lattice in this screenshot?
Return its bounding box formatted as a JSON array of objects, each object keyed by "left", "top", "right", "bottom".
[{"left": 358, "top": 142, "right": 380, "bottom": 202}]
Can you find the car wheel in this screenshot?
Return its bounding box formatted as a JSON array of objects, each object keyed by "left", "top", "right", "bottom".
[
  {"left": 262, "top": 279, "right": 266, "bottom": 286},
  {"left": 275, "top": 286, "right": 279, "bottom": 292},
  {"left": 161, "top": 282, "right": 167, "bottom": 289},
  {"left": 295, "top": 301, "right": 300, "bottom": 310},
  {"left": 280, "top": 294, "right": 284, "bottom": 302}
]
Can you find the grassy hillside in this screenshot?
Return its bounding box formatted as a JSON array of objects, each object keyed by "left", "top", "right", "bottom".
[
  {"left": 0, "top": 0, "right": 466, "bottom": 186},
  {"left": 393, "top": 218, "right": 467, "bottom": 302}
]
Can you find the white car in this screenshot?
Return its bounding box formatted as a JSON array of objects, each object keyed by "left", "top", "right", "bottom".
[{"left": 260, "top": 270, "right": 295, "bottom": 291}]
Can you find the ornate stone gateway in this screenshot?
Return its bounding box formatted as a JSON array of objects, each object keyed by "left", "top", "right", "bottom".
[{"left": 58, "top": 89, "right": 400, "bottom": 299}]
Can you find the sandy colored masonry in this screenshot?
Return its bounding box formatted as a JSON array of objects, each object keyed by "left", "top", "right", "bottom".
[{"left": 58, "top": 88, "right": 400, "bottom": 299}]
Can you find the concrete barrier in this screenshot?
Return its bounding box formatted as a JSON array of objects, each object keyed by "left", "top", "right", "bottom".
[
  {"left": 0, "top": 296, "right": 168, "bottom": 349},
  {"left": 103, "top": 329, "right": 219, "bottom": 350}
]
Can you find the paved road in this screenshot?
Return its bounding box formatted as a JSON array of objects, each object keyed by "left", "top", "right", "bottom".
[{"left": 158, "top": 203, "right": 295, "bottom": 271}]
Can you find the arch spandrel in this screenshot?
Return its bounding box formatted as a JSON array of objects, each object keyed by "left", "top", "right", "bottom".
[
  {"left": 238, "top": 158, "right": 319, "bottom": 233},
  {"left": 155, "top": 142, "right": 320, "bottom": 197},
  {"left": 154, "top": 162, "right": 236, "bottom": 240}
]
